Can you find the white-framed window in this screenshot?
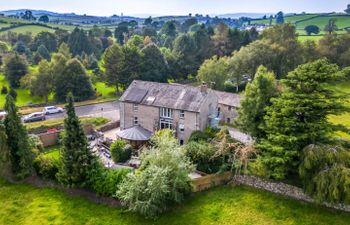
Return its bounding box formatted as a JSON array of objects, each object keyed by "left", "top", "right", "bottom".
[
  {"left": 134, "top": 117, "right": 138, "bottom": 125},
  {"left": 179, "top": 124, "right": 185, "bottom": 133},
  {"left": 179, "top": 110, "right": 185, "bottom": 119},
  {"left": 133, "top": 104, "right": 138, "bottom": 111},
  {"left": 160, "top": 107, "right": 173, "bottom": 119},
  {"left": 160, "top": 118, "right": 173, "bottom": 129}
]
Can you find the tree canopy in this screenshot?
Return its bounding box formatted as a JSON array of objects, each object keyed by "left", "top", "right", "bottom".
[{"left": 256, "top": 59, "right": 349, "bottom": 179}]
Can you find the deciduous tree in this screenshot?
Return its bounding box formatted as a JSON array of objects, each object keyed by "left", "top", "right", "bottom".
[
  {"left": 29, "top": 60, "right": 53, "bottom": 102},
  {"left": 236, "top": 66, "right": 279, "bottom": 138},
  {"left": 4, "top": 54, "right": 28, "bottom": 88}
]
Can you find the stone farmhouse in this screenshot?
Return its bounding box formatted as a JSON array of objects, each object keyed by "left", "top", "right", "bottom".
[{"left": 118, "top": 80, "right": 241, "bottom": 144}]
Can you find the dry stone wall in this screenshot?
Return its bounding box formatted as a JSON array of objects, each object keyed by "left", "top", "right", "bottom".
[{"left": 232, "top": 175, "right": 350, "bottom": 213}]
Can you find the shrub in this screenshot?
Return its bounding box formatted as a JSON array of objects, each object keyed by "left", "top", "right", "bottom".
[
  {"left": 188, "top": 130, "right": 211, "bottom": 142},
  {"left": 299, "top": 144, "right": 350, "bottom": 204},
  {"left": 116, "top": 129, "right": 194, "bottom": 218},
  {"left": 9, "top": 89, "right": 17, "bottom": 100},
  {"left": 1, "top": 86, "right": 8, "bottom": 95},
  {"left": 188, "top": 127, "right": 219, "bottom": 142},
  {"left": 33, "top": 154, "right": 60, "bottom": 180},
  {"left": 87, "top": 159, "right": 131, "bottom": 197},
  {"left": 110, "top": 140, "right": 132, "bottom": 163},
  {"left": 184, "top": 141, "right": 222, "bottom": 174},
  {"left": 29, "top": 134, "right": 44, "bottom": 153}
]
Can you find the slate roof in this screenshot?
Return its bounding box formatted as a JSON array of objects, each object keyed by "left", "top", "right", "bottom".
[
  {"left": 120, "top": 80, "right": 214, "bottom": 112},
  {"left": 116, "top": 125, "right": 153, "bottom": 141},
  {"left": 214, "top": 91, "right": 242, "bottom": 108}
]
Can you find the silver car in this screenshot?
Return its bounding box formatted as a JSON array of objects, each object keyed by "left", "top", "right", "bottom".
[
  {"left": 43, "top": 106, "right": 64, "bottom": 115},
  {"left": 23, "top": 112, "right": 46, "bottom": 123}
]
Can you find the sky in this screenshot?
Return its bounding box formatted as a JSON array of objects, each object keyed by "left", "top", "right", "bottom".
[{"left": 1, "top": 0, "right": 348, "bottom": 16}]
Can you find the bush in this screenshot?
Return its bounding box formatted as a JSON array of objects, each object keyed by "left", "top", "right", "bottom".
[
  {"left": 9, "top": 89, "right": 17, "bottom": 101},
  {"left": 299, "top": 144, "right": 350, "bottom": 204},
  {"left": 188, "top": 127, "right": 219, "bottom": 142},
  {"left": 110, "top": 140, "right": 132, "bottom": 163},
  {"left": 87, "top": 160, "right": 131, "bottom": 197},
  {"left": 1, "top": 86, "right": 8, "bottom": 95},
  {"left": 29, "top": 134, "right": 44, "bottom": 153},
  {"left": 184, "top": 141, "right": 222, "bottom": 174},
  {"left": 33, "top": 154, "right": 60, "bottom": 180},
  {"left": 116, "top": 129, "right": 194, "bottom": 218}
]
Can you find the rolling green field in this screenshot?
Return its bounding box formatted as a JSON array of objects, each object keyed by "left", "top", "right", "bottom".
[
  {"left": 0, "top": 178, "right": 349, "bottom": 225},
  {"left": 250, "top": 13, "right": 350, "bottom": 41},
  {"left": 0, "top": 25, "right": 56, "bottom": 35}
]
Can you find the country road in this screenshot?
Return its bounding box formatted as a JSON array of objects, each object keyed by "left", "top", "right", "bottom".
[{"left": 45, "top": 101, "right": 120, "bottom": 122}]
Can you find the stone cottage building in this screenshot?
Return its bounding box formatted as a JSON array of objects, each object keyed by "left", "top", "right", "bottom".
[{"left": 118, "top": 80, "right": 241, "bottom": 144}]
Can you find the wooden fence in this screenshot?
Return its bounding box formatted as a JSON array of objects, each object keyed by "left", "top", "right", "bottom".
[{"left": 191, "top": 171, "right": 233, "bottom": 192}]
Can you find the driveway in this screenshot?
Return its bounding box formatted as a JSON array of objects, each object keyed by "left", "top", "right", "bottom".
[{"left": 46, "top": 101, "right": 120, "bottom": 122}]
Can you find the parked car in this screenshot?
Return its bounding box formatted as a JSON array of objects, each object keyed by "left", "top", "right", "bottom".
[
  {"left": 0, "top": 111, "right": 6, "bottom": 120},
  {"left": 23, "top": 112, "right": 46, "bottom": 123},
  {"left": 43, "top": 106, "right": 64, "bottom": 115}
]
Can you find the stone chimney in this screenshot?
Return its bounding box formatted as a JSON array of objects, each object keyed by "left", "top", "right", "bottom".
[{"left": 200, "top": 82, "right": 208, "bottom": 94}]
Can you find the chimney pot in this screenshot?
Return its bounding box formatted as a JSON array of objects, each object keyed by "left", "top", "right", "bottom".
[{"left": 201, "top": 82, "right": 208, "bottom": 94}]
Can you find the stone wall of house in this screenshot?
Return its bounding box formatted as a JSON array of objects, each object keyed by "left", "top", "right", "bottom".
[
  {"left": 219, "top": 103, "right": 238, "bottom": 124},
  {"left": 120, "top": 102, "right": 203, "bottom": 143},
  {"left": 198, "top": 90, "right": 218, "bottom": 130},
  {"left": 232, "top": 175, "right": 350, "bottom": 213},
  {"left": 121, "top": 102, "right": 159, "bottom": 132}
]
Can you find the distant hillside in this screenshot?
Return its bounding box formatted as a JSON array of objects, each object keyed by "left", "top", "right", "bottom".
[{"left": 217, "top": 13, "right": 274, "bottom": 19}]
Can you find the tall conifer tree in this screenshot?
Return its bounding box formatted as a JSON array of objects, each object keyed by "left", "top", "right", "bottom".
[
  {"left": 4, "top": 95, "right": 32, "bottom": 179},
  {"left": 58, "top": 93, "right": 94, "bottom": 186}
]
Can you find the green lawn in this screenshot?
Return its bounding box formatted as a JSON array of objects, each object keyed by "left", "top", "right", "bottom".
[
  {"left": 94, "top": 82, "right": 117, "bottom": 99},
  {"left": 328, "top": 79, "right": 350, "bottom": 140},
  {"left": 43, "top": 145, "right": 61, "bottom": 160},
  {"left": 0, "top": 178, "right": 349, "bottom": 225},
  {"left": 0, "top": 74, "right": 117, "bottom": 109},
  {"left": 0, "top": 74, "right": 46, "bottom": 108},
  {"left": 26, "top": 116, "right": 110, "bottom": 133}
]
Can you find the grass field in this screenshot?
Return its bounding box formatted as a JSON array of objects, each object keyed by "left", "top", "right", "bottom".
[
  {"left": 0, "top": 74, "right": 117, "bottom": 109},
  {"left": 0, "top": 16, "right": 78, "bottom": 33},
  {"left": 249, "top": 13, "right": 350, "bottom": 41},
  {"left": 0, "top": 25, "right": 56, "bottom": 36},
  {"left": 0, "top": 178, "right": 349, "bottom": 225}
]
